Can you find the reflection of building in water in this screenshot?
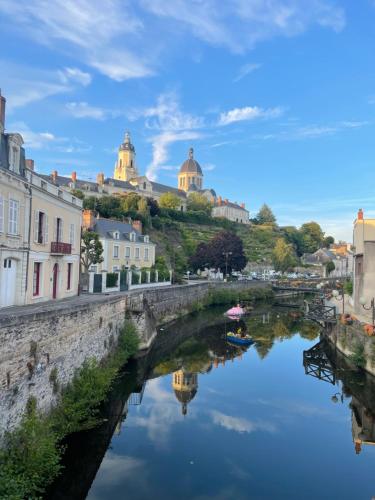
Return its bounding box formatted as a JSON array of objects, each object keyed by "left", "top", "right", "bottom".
[
  {"left": 173, "top": 370, "right": 198, "bottom": 416},
  {"left": 351, "top": 396, "right": 375, "bottom": 454}
]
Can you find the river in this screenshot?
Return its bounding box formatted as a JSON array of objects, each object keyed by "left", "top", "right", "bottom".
[{"left": 47, "top": 304, "right": 375, "bottom": 500}]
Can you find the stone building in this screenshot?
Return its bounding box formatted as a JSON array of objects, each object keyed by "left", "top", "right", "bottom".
[
  {"left": 172, "top": 369, "right": 198, "bottom": 416},
  {"left": 0, "top": 90, "right": 82, "bottom": 308},
  {"left": 178, "top": 147, "right": 203, "bottom": 191},
  {"left": 211, "top": 196, "right": 250, "bottom": 224},
  {"left": 113, "top": 131, "right": 139, "bottom": 181},
  {"left": 353, "top": 208, "right": 375, "bottom": 317},
  {"left": 82, "top": 210, "right": 155, "bottom": 272}
]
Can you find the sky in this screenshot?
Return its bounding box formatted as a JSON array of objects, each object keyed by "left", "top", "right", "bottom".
[{"left": 1, "top": 0, "right": 375, "bottom": 242}]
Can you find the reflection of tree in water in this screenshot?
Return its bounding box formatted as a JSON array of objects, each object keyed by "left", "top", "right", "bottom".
[{"left": 241, "top": 311, "right": 319, "bottom": 359}]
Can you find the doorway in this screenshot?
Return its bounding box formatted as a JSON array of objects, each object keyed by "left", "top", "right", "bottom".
[{"left": 1, "top": 258, "right": 17, "bottom": 307}]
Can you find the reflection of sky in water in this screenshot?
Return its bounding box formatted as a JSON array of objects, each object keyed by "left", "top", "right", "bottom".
[{"left": 88, "top": 334, "right": 375, "bottom": 500}]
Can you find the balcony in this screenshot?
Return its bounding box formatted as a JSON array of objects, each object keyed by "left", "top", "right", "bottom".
[{"left": 51, "top": 242, "right": 72, "bottom": 255}]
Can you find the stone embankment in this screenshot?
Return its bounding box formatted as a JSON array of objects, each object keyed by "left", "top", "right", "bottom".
[{"left": 0, "top": 281, "right": 269, "bottom": 435}]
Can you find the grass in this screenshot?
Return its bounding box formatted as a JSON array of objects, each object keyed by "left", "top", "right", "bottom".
[{"left": 0, "top": 321, "right": 139, "bottom": 500}]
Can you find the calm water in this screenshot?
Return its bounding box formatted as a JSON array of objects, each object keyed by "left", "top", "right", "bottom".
[{"left": 49, "top": 305, "right": 375, "bottom": 500}]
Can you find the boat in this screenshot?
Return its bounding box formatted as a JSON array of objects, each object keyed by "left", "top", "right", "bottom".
[
  {"left": 225, "top": 306, "right": 245, "bottom": 317},
  {"left": 226, "top": 332, "right": 254, "bottom": 346}
]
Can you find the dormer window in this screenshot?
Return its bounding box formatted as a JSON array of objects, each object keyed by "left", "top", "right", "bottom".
[
  {"left": 113, "top": 231, "right": 120, "bottom": 240},
  {"left": 130, "top": 232, "right": 136, "bottom": 242},
  {"left": 144, "top": 235, "right": 149, "bottom": 243},
  {"left": 143, "top": 182, "right": 147, "bottom": 190}
]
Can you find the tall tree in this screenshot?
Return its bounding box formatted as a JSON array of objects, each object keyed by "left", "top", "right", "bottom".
[
  {"left": 272, "top": 238, "right": 296, "bottom": 272},
  {"left": 159, "top": 192, "right": 181, "bottom": 210},
  {"left": 147, "top": 197, "right": 160, "bottom": 217},
  {"left": 300, "top": 222, "right": 324, "bottom": 253},
  {"left": 189, "top": 230, "right": 247, "bottom": 273},
  {"left": 81, "top": 230, "right": 104, "bottom": 273},
  {"left": 255, "top": 204, "right": 276, "bottom": 225}
]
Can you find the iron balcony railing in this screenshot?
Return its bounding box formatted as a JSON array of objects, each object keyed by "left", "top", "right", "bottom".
[{"left": 51, "top": 242, "right": 72, "bottom": 255}]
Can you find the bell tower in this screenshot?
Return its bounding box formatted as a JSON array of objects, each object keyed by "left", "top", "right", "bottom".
[{"left": 114, "top": 131, "right": 139, "bottom": 181}]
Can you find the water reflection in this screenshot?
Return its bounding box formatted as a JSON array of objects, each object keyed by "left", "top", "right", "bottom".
[
  {"left": 47, "top": 306, "right": 375, "bottom": 500},
  {"left": 304, "top": 338, "right": 375, "bottom": 456}
]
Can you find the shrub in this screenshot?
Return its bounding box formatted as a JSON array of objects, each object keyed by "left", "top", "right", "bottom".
[{"left": 349, "top": 341, "right": 366, "bottom": 369}]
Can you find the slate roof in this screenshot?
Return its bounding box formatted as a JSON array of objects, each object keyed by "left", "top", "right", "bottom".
[
  {"left": 179, "top": 158, "right": 203, "bottom": 175},
  {"left": 93, "top": 218, "right": 154, "bottom": 244},
  {"left": 148, "top": 180, "right": 187, "bottom": 198},
  {"left": 39, "top": 174, "right": 100, "bottom": 192},
  {"left": 214, "top": 201, "right": 248, "bottom": 211}
]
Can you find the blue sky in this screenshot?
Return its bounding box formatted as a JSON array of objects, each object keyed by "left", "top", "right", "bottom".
[{"left": 1, "top": 0, "right": 374, "bottom": 241}]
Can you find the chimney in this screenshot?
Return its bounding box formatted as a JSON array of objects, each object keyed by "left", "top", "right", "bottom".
[
  {"left": 51, "top": 170, "right": 58, "bottom": 183},
  {"left": 0, "top": 90, "right": 6, "bottom": 131},
  {"left": 358, "top": 208, "right": 364, "bottom": 221},
  {"left": 224, "top": 198, "right": 229, "bottom": 205},
  {"left": 82, "top": 209, "right": 96, "bottom": 230},
  {"left": 132, "top": 220, "right": 143, "bottom": 234},
  {"left": 25, "top": 159, "right": 34, "bottom": 171},
  {"left": 217, "top": 196, "right": 222, "bottom": 206},
  {"left": 71, "top": 171, "right": 77, "bottom": 182},
  {"left": 96, "top": 172, "right": 104, "bottom": 185},
  {"left": 241, "top": 203, "right": 245, "bottom": 209}
]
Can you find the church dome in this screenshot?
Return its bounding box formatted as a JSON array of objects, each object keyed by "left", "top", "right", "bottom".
[
  {"left": 119, "top": 131, "right": 135, "bottom": 152},
  {"left": 179, "top": 148, "right": 203, "bottom": 175},
  {"left": 174, "top": 388, "right": 197, "bottom": 404}
]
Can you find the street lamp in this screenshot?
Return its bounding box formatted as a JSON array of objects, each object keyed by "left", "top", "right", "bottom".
[
  {"left": 222, "top": 251, "right": 232, "bottom": 280},
  {"left": 359, "top": 296, "right": 375, "bottom": 326},
  {"left": 332, "top": 289, "right": 345, "bottom": 315},
  {"left": 331, "top": 391, "right": 344, "bottom": 404}
]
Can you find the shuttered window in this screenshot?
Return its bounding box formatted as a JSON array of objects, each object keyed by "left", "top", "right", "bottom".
[
  {"left": 0, "top": 195, "right": 3, "bottom": 233},
  {"left": 8, "top": 199, "right": 19, "bottom": 235}
]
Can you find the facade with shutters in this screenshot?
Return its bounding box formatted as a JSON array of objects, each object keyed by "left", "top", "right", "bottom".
[{"left": 0, "top": 90, "right": 82, "bottom": 308}]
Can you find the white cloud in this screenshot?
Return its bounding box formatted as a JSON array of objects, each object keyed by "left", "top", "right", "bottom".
[
  {"left": 211, "top": 410, "right": 277, "bottom": 434},
  {"left": 233, "top": 62, "right": 261, "bottom": 82},
  {"left": 58, "top": 67, "right": 92, "bottom": 86},
  {"left": 0, "top": 0, "right": 153, "bottom": 82},
  {"left": 140, "top": 0, "right": 345, "bottom": 53},
  {"left": 8, "top": 121, "right": 64, "bottom": 149},
  {"left": 92, "top": 452, "right": 145, "bottom": 487},
  {"left": 203, "top": 163, "right": 216, "bottom": 171},
  {"left": 218, "top": 105, "right": 283, "bottom": 125},
  {"left": 66, "top": 101, "right": 106, "bottom": 120},
  {"left": 139, "top": 92, "right": 205, "bottom": 180}
]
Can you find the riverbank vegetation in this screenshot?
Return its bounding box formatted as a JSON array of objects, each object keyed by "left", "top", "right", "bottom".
[
  {"left": 191, "top": 286, "right": 274, "bottom": 313},
  {"left": 0, "top": 321, "right": 139, "bottom": 499}
]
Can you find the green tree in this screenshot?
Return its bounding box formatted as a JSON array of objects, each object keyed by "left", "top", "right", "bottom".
[
  {"left": 80, "top": 230, "right": 104, "bottom": 273},
  {"left": 323, "top": 235, "right": 335, "bottom": 248},
  {"left": 159, "top": 192, "right": 181, "bottom": 209},
  {"left": 299, "top": 222, "right": 324, "bottom": 253},
  {"left": 189, "top": 230, "right": 247, "bottom": 274},
  {"left": 281, "top": 226, "right": 304, "bottom": 256},
  {"left": 272, "top": 238, "right": 296, "bottom": 272},
  {"left": 71, "top": 188, "right": 85, "bottom": 200},
  {"left": 255, "top": 204, "right": 276, "bottom": 225},
  {"left": 121, "top": 192, "right": 141, "bottom": 213},
  {"left": 187, "top": 192, "right": 212, "bottom": 214},
  {"left": 325, "top": 260, "right": 335, "bottom": 275}
]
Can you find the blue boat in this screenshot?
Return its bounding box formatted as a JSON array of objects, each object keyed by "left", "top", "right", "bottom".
[{"left": 226, "top": 333, "right": 253, "bottom": 346}]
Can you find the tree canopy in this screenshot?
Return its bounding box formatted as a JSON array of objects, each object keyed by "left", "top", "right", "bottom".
[
  {"left": 255, "top": 204, "right": 276, "bottom": 225},
  {"left": 189, "top": 230, "right": 247, "bottom": 274},
  {"left": 81, "top": 230, "right": 104, "bottom": 273},
  {"left": 272, "top": 238, "right": 297, "bottom": 272},
  {"left": 159, "top": 192, "right": 181, "bottom": 210},
  {"left": 187, "top": 193, "right": 212, "bottom": 214}
]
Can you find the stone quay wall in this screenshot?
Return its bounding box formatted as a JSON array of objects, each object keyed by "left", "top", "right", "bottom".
[{"left": 0, "top": 281, "right": 270, "bottom": 435}]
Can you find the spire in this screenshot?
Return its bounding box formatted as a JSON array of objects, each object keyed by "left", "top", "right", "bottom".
[
  {"left": 124, "top": 131, "right": 130, "bottom": 143},
  {"left": 188, "top": 147, "right": 194, "bottom": 160}
]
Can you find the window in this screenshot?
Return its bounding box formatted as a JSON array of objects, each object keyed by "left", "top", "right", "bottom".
[
  {"left": 135, "top": 247, "right": 140, "bottom": 260},
  {"left": 125, "top": 246, "right": 130, "bottom": 258},
  {"left": 8, "top": 199, "right": 19, "bottom": 235},
  {"left": 70, "top": 224, "right": 75, "bottom": 247},
  {"left": 113, "top": 245, "right": 119, "bottom": 258},
  {"left": 67, "top": 263, "right": 72, "bottom": 290},
  {"left": 33, "top": 262, "right": 41, "bottom": 296},
  {"left": 143, "top": 182, "right": 146, "bottom": 190},
  {"left": 41, "top": 181, "right": 47, "bottom": 190},
  {"left": 34, "top": 211, "right": 48, "bottom": 244},
  {"left": 90, "top": 265, "right": 98, "bottom": 273},
  {"left": 144, "top": 248, "right": 149, "bottom": 261},
  {"left": 130, "top": 232, "right": 136, "bottom": 242},
  {"left": 113, "top": 266, "right": 119, "bottom": 272},
  {"left": 0, "top": 195, "right": 3, "bottom": 232},
  {"left": 144, "top": 235, "right": 149, "bottom": 243},
  {"left": 56, "top": 218, "right": 63, "bottom": 242},
  {"left": 58, "top": 190, "right": 63, "bottom": 198},
  {"left": 113, "top": 231, "right": 120, "bottom": 240}
]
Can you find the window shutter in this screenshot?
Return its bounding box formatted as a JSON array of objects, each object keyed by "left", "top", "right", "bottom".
[
  {"left": 70, "top": 223, "right": 75, "bottom": 247},
  {"left": 59, "top": 220, "right": 63, "bottom": 242},
  {"left": 0, "top": 195, "right": 3, "bottom": 232},
  {"left": 34, "top": 211, "right": 39, "bottom": 243},
  {"left": 44, "top": 215, "right": 49, "bottom": 244}
]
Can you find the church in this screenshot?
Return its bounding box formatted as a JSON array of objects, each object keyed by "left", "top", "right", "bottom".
[{"left": 42, "top": 131, "right": 250, "bottom": 223}]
